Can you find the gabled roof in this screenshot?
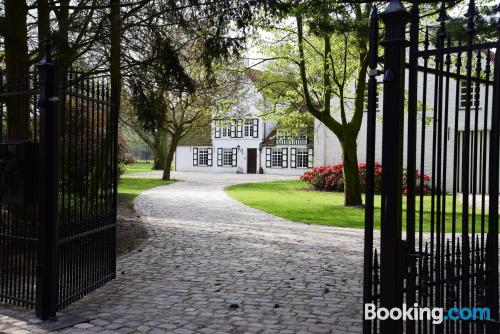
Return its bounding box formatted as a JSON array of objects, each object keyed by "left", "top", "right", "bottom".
[{"left": 178, "top": 125, "right": 212, "bottom": 147}]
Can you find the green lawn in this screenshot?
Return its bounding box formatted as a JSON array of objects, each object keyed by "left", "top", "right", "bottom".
[
  {"left": 225, "top": 180, "right": 488, "bottom": 232},
  {"left": 124, "top": 162, "right": 155, "bottom": 175},
  {"left": 118, "top": 178, "right": 175, "bottom": 202}
]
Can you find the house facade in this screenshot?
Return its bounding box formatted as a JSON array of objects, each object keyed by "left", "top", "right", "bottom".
[
  {"left": 175, "top": 118, "right": 314, "bottom": 176},
  {"left": 174, "top": 75, "right": 314, "bottom": 176}
]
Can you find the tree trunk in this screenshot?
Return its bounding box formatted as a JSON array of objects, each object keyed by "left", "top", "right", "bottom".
[
  {"left": 4, "top": 0, "right": 29, "bottom": 140},
  {"left": 153, "top": 129, "right": 168, "bottom": 170},
  {"left": 341, "top": 137, "right": 362, "bottom": 207},
  {"left": 162, "top": 132, "right": 181, "bottom": 180}
]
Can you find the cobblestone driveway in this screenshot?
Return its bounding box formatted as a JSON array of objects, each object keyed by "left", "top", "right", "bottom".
[{"left": 0, "top": 172, "right": 364, "bottom": 334}]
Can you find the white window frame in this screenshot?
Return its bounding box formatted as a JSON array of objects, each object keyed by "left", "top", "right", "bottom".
[
  {"left": 222, "top": 148, "right": 233, "bottom": 167},
  {"left": 271, "top": 148, "right": 282, "bottom": 168},
  {"left": 296, "top": 148, "right": 309, "bottom": 168},
  {"left": 244, "top": 120, "right": 254, "bottom": 137},
  {"left": 198, "top": 148, "right": 209, "bottom": 166},
  {"left": 270, "top": 148, "right": 287, "bottom": 168}
]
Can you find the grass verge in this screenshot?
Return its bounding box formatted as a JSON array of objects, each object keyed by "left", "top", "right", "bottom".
[
  {"left": 123, "top": 162, "right": 155, "bottom": 175},
  {"left": 225, "top": 180, "right": 487, "bottom": 232}
]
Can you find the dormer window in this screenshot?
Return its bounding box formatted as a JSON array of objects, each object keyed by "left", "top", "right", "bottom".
[
  {"left": 214, "top": 119, "right": 257, "bottom": 139},
  {"left": 244, "top": 120, "right": 254, "bottom": 137}
]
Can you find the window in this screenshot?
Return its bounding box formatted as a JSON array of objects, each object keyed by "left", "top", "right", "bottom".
[
  {"left": 198, "top": 148, "right": 209, "bottom": 166},
  {"left": 460, "top": 80, "right": 480, "bottom": 109},
  {"left": 296, "top": 148, "right": 309, "bottom": 168},
  {"left": 193, "top": 148, "right": 212, "bottom": 167},
  {"left": 265, "top": 147, "right": 288, "bottom": 168},
  {"left": 223, "top": 148, "right": 233, "bottom": 166},
  {"left": 222, "top": 127, "right": 229, "bottom": 138},
  {"left": 272, "top": 148, "right": 283, "bottom": 168},
  {"left": 244, "top": 120, "right": 254, "bottom": 137}
]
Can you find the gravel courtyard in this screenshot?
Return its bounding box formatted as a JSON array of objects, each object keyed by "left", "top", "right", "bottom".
[{"left": 0, "top": 172, "right": 364, "bottom": 334}]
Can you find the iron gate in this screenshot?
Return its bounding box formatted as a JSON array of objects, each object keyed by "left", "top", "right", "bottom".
[
  {"left": 364, "top": 1, "right": 500, "bottom": 334},
  {"left": 0, "top": 45, "right": 117, "bottom": 319}
]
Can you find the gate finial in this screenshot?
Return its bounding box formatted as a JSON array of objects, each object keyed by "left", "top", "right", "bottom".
[
  {"left": 437, "top": 2, "right": 448, "bottom": 41},
  {"left": 465, "top": 0, "right": 477, "bottom": 33},
  {"left": 384, "top": 0, "right": 406, "bottom": 14},
  {"left": 370, "top": 4, "right": 378, "bottom": 21}
]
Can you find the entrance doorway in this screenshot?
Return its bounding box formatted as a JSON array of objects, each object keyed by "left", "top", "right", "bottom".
[{"left": 247, "top": 148, "right": 257, "bottom": 174}]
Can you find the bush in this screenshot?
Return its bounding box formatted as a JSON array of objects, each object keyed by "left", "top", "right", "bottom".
[{"left": 300, "top": 162, "right": 431, "bottom": 195}]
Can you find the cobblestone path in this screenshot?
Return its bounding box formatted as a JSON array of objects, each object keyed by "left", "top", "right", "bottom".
[{"left": 0, "top": 172, "right": 364, "bottom": 334}]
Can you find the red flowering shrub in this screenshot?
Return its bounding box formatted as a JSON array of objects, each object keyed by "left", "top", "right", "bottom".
[{"left": 301, "top": 162, "right": 431, "bottom": 195}]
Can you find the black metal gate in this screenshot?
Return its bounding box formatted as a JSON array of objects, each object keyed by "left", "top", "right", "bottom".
[
  {"left": 0, "top": 45, "right": 117, "bottom": 319},
  {"left": 364, "top": 1, "right": 500, "bottom": 333}
]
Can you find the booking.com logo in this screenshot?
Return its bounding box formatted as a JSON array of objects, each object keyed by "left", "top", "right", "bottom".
[{"left": 365, "top": 304, "right": 491, "bottom": 324}]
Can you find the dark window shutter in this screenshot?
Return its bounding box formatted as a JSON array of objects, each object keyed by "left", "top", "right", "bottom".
[
  {"left": 290, "top": 148, "right": 297, "bottom": 168},
  {"left": 193, "top": 148, "right": 198, "bottom": 166},
  {"left": 208, "top": 148, "right": 213, "bottom": 166},
  {"left": 253, "top": 119, "right": 259, "bottom": 138},
  {"left": 230, "top": 122, "right": 236, "bottom": 138},
  {"left": 308, "top": 148, "right": 314, "bottom": 168},
  {"left": 217, "top": 148, "right": 223, "bottom": 166},
  {"left": 282, "top": 148, "right": 288, "bottom": 168},
  {"left": 237, "top": 121, "right": 243, "bottom": 138},
  {"left": 215, "top": 120, "right": 221, "bottom": 138},
  {"left": 266, "top": 148, "right": 271, "bottom": 168},
  {"left": 232, "top": 148, "right": 238, "bottom": 167}
]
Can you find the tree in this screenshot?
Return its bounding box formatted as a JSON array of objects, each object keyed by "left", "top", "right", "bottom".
[
  {"left": 124, "top": 32, "right": 246, "bottom": 180},
  {"left": 3, "top": 0, "right": 30, "bottom": 139},
  {"left": 255, "top": 2, "right": 373, "bottom": 206}
]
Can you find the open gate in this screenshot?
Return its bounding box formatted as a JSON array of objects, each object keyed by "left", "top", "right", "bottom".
[
  {"left": 0, "top": 45, "right": 117, "bottom": 319},
  {"left": 364, "top": 1, "right": 500, "bottom": 334}
]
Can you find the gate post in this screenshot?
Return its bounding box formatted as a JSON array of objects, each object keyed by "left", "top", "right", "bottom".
[
  {"left": 363, "top": 5, "right": 378, "bottom": 334},
  {"left": 36, "top": 42, "right": 59, "bottom": 320},
  {"left": 486, "top": 10, "right": 500, "bottom": 333},
  {"left": 378, "top": 1, "right": 409, "bottom": 333}
]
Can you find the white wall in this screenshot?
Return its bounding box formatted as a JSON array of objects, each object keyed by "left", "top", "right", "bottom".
[{"left": 176, "top": 142, "right": 310, "bottom": 176}]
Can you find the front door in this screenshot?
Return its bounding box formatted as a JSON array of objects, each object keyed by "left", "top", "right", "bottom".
[{"left": 247, "top": 148, "right": 257, "bottom": 174}]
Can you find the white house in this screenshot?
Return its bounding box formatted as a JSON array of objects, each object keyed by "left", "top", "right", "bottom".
[
  {"left": 174, "top": 74, "right": 314, "bottom": 176},
  {"left": 315, "top": 57, "right": 495, "bottom": 193}
]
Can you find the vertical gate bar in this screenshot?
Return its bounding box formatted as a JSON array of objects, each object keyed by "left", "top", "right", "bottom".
[
  {"left": 480, "top": 51, "right": 491, "bottom": 263},
  {"left": 36, "top": 43, "right": 59, "bottom": 320},
  {"left": 472, "top": 50, "right": 482, "bottom": 318},
  {"left": 485, "top": 7, "right": 500, "bottom": 333},
  {"left": 110, "top": 0, "right": 121, "bottom": 279},
  {"left": 363, "top": 6, "right": 378, "bottom": 334},
  {"left": 451, "top": 42, "right": 463, "bottom": 299},
  {"left": 434, "top": 4, "right": 448, "bottom": 323},
  {"left": 378, "top": 2, "right": 409, "bottom": 333},
  {"left": 406, "top": 4, "right": 419, "bottom": 334},
  {"left": 462, "top": 3, "right": 476, "bottom": 332},
  {"left": 419, "top": 32, "right": 430, "bottom": 334},
  {"left": 441, "top": 33, "right": 452, "bottom": 327}
]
